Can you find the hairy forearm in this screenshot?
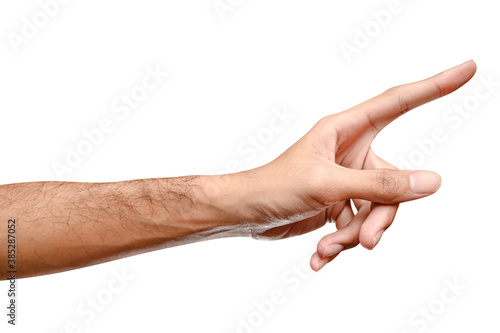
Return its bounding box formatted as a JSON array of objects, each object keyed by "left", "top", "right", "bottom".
[{"left": 0, "top": 175, "right": 253, "bottom": 279}]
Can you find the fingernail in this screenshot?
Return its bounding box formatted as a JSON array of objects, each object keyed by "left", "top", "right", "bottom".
[
  {"left": 409, "top": 171, "right": 441, "bottom": 194},
  {"left": 314, "top": 259, "right": 328, "bottom": 271},
  {"left": 323, "top": 244, "right": 344, "bottom": 257},
  {"left": 373, "top": 230, "right": 384, "bottom": 248}
]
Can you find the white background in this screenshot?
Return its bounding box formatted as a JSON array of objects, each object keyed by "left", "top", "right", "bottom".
[{"left": 0, "top": 0, "right": 499, "bottom": 332}]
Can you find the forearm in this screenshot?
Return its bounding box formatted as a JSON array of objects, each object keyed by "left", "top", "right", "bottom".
[{"left": 0, "top": 175, "right": 252, "bottom": 279}]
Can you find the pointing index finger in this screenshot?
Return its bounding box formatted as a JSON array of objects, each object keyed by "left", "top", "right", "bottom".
[{"left": 350, "top": 60, "right": 477, "bottom": 133}]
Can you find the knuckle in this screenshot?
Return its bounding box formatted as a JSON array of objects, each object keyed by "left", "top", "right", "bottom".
[
  {"left": 374, "top": 169, "right": 401, "bottom": 200},
  {"left": 313, "top": 115, "right": 335, "bottom": 132},
  {"left": 384, "top": 86, "right": 396, "bottom": 95},
  {"left": 385, "top": 85, "right": 410, "bottom": 114},
  {"left": 316, "top": 115, "right": 332, "bottom": 126},
  {"left": 433, "top": 78, "right": 446, "bottom": 97},
  {"left": 384, "top": 85, "right": 401, "bottom": 96}
]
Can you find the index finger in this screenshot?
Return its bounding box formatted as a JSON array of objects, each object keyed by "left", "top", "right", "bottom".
[{"left": 348, "top": 60, "right": 477, "bottom": 133}]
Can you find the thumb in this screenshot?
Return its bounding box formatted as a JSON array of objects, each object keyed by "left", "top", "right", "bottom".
[{"left": 334, "top": 167, "right": 442, "bottom": 204}]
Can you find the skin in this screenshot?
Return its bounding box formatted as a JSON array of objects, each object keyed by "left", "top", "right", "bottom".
[{"left": 0, "top": 60, "right": 476, "bottom": 279}]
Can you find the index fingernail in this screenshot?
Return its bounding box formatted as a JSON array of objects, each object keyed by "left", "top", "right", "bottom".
[
  {"left": 373, "top": 230, "right": 384, "bottom": 248},
  {"left": 323, "top": 244, "right": 344, "bottom": 257}
]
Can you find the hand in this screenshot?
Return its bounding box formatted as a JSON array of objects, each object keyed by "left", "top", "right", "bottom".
[
  {"left": 242, "top": 60, "right": 476, "bottom": 271},
  {"left": 0, "top": 61, "right": 476, "bottom": 279}
]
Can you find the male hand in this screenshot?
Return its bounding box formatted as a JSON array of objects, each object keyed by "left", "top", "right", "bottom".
[
  {"left": 0, "top": 61, "right": 476, "bottom": 279},
  {"left": 242, "top": 60, "right": 476, "bottom": 271}
]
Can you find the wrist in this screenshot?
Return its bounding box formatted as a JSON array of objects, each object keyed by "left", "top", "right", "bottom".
[
  {"left": 131, "top": 172, "right": 267, "bottom": 240},
  {"left": 194, "top": 173, "right": 260, "bottom": 231}
]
